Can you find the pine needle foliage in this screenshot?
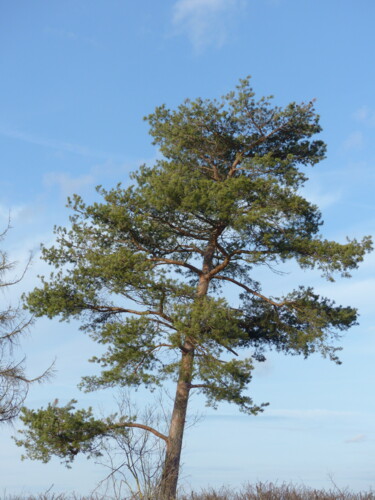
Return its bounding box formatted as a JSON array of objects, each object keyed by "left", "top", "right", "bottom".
[{"left": 15, "top": 78, "right": 372, "bottom": 496}]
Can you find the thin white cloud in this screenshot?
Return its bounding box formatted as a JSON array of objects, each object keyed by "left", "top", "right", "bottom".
[
  {"left": 342, "top": 131, "right": 364, "bottom": 150},
  {"left": 266, "top": 408, "right": 359, "bottom": 419},
  {"left": 44, "top": 27, "right": 100, "bottom": 48},
  {"left": 172, "top": 0, "right": 244, "bottom": 50},
  {"left": 345, "top": 434, "right": 366, "bottom": 444},
  {"left": 0, "top": 126, "right": 124, "bottom": 161},
  {"left": 253, "top": 357, "right": 273, "bottom": 378},
  {"left": 43, "top": 156, "right": 152, "bottom": 198},
  {"left": 302, "top": 186, "right": 342, "bottom": 210},
  {"left": 0, "top": 204, "right": 26, "bottom": 224},
  {"left": 317, "top": 278, "right": 375, "bottom": 313},
  {"left": 44, "top": 172, "right": 96, "bottom": 196},
  {"left": 207, "top": 408, "right": 366, "bottom": 421},
  {"left": 358, "top": 250, "right": 375, "bottom": 271},
  {"left": 353, "top": 106, "right": 375, "bottom": 126}
]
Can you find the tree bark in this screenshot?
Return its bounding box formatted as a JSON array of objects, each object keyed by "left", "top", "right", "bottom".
[
  {"left": 159, "top": 340, "right": 194, "bottom": 499},
  {"left": 159, "top": 273, "right": 211, "bottom": 499},
  {"left": 160, "top": 229, "right": 219, "bottom": 498}
]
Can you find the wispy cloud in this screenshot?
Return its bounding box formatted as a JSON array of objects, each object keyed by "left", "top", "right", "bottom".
[
  {"left": 205, "top": 408, "right": 365, "bottom": 422},
  {"left": 266, "top": 408, "right": 359, "bottom": 419},
  {"left": 345, "top": 434, "right": 366, "bottom": 444},
  {"left": 44, "top": 27, "right": 100, "bottom": 48},
  {"left": 353, "top": 106, "right": 375, "bottom": 126},
  {"left": 342, "top": 131, "right": 364, "bottom": 151},
  {"left": 317, "top": 278, "right": 375, "bottom": 313},
  {"left": 0, "top": 204, "right": 26, "bottom": 223},
  {"left": 0, "top": 126, "right": 124, "bottom": 161},
  {"left": 44, "top": 172, "right": 96, "bottom": 196},
  {"left": 0, "top": 203, "right": 46, "bottom": 238},
  {"left": 302, "top": 186, "right": 342, "bottom": 210},
  {"left": 172, "top": 0, "right": 244, "bottom": 51}
]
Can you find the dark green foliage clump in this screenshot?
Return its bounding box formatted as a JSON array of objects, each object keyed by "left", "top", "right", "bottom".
[{"left": 14, "top": 400, "right": 119, "bottom": 466}]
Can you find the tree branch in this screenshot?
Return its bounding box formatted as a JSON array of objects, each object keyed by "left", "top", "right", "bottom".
[
  {"left": 188, "top": 384, "right": 211, "bottom": 389},
  {"left": 149, "top": 257, "right": 202, "bottom": 276},
  {"left": 211, "top": 275, "right": 291, "bottom": 307},
  {"left": 149, "top": 216, "right": 210, "bottom": 240},
  {"left": 110, "top": 422, "right": 168, "bottom": 442},
  {"left": 208, "top": 255, "right": 231, "bottom": 278},
  {"left": 133, "top": 343, "right": 177, "bottom": 374},
  {"left": 86, "top": 304, "right": 174, "bottom": 323},
  {"left": 227, "top": 110, "right": 311, "bottom": 177}
]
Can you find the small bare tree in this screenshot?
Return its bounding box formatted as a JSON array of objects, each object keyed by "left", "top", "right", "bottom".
[
  {"left": 0, "top": 224, "right": 52, "bottom": 423},
  {"left": 91, "top": 390, "right": 202, "bottom": 499},
  {"left": 92, "top": 391, "right": 169, "bottom": 500}
]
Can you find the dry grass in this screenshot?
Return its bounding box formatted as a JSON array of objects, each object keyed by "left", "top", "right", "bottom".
[
  {"left": 2, "top": 482, "right": 375, "bottom": 500},
  {"left": 181, "top": 482, "right": 375, "bottom": 499}
]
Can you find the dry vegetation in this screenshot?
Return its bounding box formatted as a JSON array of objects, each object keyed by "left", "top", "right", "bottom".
[
  {"left": 3, "top": 483, "right": 375, "bottom": 500},
  {"left": 183, "top": 482, "right": 375, "bottom": 500}
]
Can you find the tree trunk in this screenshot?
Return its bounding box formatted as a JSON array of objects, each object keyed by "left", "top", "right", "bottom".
[
  {"left": 159, "top": 231, "right": 216, "bottom": 497},
  {"left": 160, "top": 274, "right": 211, "bottom": 498},
  {"left": 159, "top": 341, "right": 194, "bottom": 499}
]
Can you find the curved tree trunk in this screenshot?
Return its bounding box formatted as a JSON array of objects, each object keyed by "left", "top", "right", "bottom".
[
  {"left": 160, "top": 273, "right": 211, "bottom": 499},
  {"left": 159, "top": 342, "right": 194, "bottom": 499}
]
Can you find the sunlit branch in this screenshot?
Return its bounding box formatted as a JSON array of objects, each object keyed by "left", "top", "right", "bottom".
[{"left": 211, "top": 275, "right": 291, "bottom": 307}]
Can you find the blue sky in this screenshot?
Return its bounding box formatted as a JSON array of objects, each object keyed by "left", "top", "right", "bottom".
[{"left": 1, "top": 0, "right": 375, "bottom": 495}]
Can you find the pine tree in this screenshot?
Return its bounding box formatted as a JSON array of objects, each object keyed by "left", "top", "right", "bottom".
[{"left": 16, "top": 78, "right": 372, "bottom": 498}]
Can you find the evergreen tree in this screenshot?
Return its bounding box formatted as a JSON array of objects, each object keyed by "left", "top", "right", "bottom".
[{"left": 16, "top": 78, "right": 372, "bottom": 498}]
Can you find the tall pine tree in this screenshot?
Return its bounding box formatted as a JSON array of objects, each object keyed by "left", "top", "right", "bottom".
[{"left": 16, "top": 78, "right": 372, "bottom": 498}]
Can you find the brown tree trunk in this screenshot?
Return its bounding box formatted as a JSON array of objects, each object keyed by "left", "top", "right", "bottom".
[
  {"left": 159, "top": 274, "right": 211, "bottom": 499},
  {"left": 159, "top": 341, "right": 194, "bottom": 499},
  {"left": 159, "top": 226, "right": 219, "bottom": 499}
]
